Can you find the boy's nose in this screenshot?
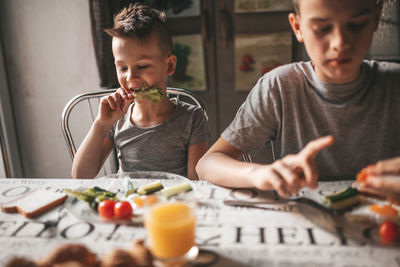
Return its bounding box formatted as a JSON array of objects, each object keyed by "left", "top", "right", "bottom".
[
  {"left": 126, "top": 70, "right": 140, "bottom": 84},
  {"left": 331, "top": 28, "right": 351, "bottom": 52}
]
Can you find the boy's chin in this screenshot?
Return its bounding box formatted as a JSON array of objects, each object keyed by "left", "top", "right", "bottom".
[{"left": 317, "top": 65, "right": 361, "bottom": 84}]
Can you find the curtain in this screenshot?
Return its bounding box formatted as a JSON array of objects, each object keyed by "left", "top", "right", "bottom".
[{"left": 89, "top": 0, "right": 124, "bottom": 88}]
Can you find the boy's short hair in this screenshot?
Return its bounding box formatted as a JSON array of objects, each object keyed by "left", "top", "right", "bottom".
[
  {"left": 105, "top": 3, "right": 172, "bottom": 55},
  {"left": 292, "top": 0, "right": 383, "bottom": 15}
]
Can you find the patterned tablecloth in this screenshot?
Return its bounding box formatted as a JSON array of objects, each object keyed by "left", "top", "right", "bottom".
[{"left": 0, "top": 177, "right": 399, "bottom": 267}]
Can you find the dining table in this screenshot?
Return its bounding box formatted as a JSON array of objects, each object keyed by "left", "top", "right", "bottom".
[{"left": 0, "top": 175, "right": 399, "bottom": 267}]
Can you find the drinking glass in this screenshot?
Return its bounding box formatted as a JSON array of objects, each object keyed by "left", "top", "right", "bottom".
[{"left": 144, "top": 196, "right": 198, "bottom": 266}]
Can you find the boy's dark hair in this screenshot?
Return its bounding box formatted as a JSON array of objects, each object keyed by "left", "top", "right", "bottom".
[
  {"left": 292, "top": 0, "right": 383, "bottom": 15},
  {"left": 292, "top": 0, "right": 299, "bottom": 14},
  {"left": 105, "top": 3, "right": 172, "bottom": 55}
]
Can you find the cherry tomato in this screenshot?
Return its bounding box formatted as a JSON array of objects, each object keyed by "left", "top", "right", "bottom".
[
  {"left": 379, "top": 220, "right": 399, "bottom": 243},
  {"left": 114, "top": 201, "right": 133, "bottom": 220},
  {"left": 98, "top": 199, "right": 116, "bottom": 219}
]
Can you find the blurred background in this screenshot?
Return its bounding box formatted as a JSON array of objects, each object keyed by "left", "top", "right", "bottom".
[{"left": 0, "top": 0, "right": 399, "bottom": 178}]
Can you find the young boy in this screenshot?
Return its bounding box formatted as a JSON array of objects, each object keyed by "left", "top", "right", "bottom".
[
  {"left": 196, "top": 0, "right": 400, "bottom": 197},
  {"left": 72, "top": 4, "right": 209, "bottom": 180}
]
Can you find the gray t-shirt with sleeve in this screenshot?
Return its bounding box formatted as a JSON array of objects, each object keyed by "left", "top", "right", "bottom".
[
  {"left": 109, "top": 100, "right": 210, "bottom": 177},
  {"left": 222, "top": 60, "right": 400, "bottom": 180}
]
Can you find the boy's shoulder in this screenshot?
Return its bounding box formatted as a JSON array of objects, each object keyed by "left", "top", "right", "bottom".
[
  {"left": 172, "top": 99, "right": 202, "bottom": 112},
  {"left": 256, "top": 61, "right": 310, "bottom": 90},
  {"left": 262, "top": 61, "right": 310, "bottom": 80},
  {"left": 365, "top": 60, "right": 400, "bottom": 80},
  {"left": 369, "top": 60, "right": 400, "bottom": 71},
  {"left": 173, "top": 100, "right": 205, "bottom": 118}
]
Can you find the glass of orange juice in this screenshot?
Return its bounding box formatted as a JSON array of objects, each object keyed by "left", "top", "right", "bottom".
[{"left": 144, "top": 197, "right": 198, "bottom": 265}]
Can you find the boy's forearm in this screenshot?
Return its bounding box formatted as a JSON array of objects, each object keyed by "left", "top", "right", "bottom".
[
  {"left": 71, "top": 120, "right": 112, "bottom": 178},
  {"left": 196, "top": 152, "right": 259, "bottom": 188}
]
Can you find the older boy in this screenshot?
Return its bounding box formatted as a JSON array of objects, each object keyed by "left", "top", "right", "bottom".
[
  {"left": 72, "top": 4, "right": 209, "bottom": 179},
  {"left": 197, "top": 0, "right": 400, "bottom": 197}
]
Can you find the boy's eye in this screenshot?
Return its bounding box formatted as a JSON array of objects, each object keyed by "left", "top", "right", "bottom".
[
  {"left": 137, "top": 65, "right": 150, "bottom": 70},
  {"left": 117, "top": 67, "right": 128, "bottom": 72},
  {"left": 314, "top": 26, "right": 332, "bottom": 35},
  {"left": 348, "top": 22, "right": 368, "bottom": 32}
]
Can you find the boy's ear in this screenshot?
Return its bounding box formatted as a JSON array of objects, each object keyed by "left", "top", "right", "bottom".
[
  {"left": 167, "top": 54, "right": 177, "bottom": 75},
  {"left": 288, "top": 13, "right": 304, "bottom": 43}
]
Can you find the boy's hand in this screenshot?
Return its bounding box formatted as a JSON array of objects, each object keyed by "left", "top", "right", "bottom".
[
  {"left": 358, "top": 175, "right": 400, "bottom": 204},
  {"left": 117, "top": 87, "right": 135, "bottom": 102},
  {"left": 356, "top": 156, "right": 400, "bottom": 203},
  {"left": 373, "top": 157, "right": 400, "bottom": 175},
  {"left": 252, "top": 136, "right": 334, "bottom": 198},
  {"left": 97, "top": 88, "right": 134, "bottom": 128},
  {"left": 252, "top": 161, "right": 303, "bottom": 198}
]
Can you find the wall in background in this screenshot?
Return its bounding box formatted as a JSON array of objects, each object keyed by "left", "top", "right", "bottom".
[{"left": 0, "top": 0, "right": 102, "bottom": 178}]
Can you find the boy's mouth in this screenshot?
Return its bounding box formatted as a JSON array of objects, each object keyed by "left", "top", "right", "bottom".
[
  {"left": 131, "top": 89, "right": 142, "bottom": 94},
  {"left": 329, "top": 57, "right": 352, "bottom": 67},
  {"left": 129, "top": 83, "right": 153, "bottom": 95}
]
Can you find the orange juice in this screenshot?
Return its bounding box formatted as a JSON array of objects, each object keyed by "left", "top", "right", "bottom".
[{"left": 145, "top": 202, "right": 196, "bottom": 259}]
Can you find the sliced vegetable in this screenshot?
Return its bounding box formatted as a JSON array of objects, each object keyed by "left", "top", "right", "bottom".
[
  {"left": 161, "top": 182, "right": 193, "bottom": 198},
  {"left": 133, "top": 195, "right": 160, "bottom": 208},
  {"left": 133, "top": 196, "right": 145, "bottom": 208},
  {"left": 142, "top": 195, "right": 159, "bottom": 206},
  {"left": 322, "top": 187, "right": 361, "bottom": 211},
  {"left": 65, "top": 187, "right": 118, "bottom": 211},
  {"left": 137, "top": 181, "right": 164, "bottom": 195},
  {"left": 369, "top": 204, "right": 399, "bottom": 219},
  {"left": 64, "top": 189, "right": 93, "bottom": 203},
  {"left": 322, "top": 187, "right": 359, "bottom": 203},
  {"left": 356, "top": 164, "right": 375, "bottom": 183}
]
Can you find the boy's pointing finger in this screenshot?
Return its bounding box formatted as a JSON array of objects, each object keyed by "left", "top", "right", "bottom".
[{"left": 301, "top": 135, "right": 334, "bottom": 159}]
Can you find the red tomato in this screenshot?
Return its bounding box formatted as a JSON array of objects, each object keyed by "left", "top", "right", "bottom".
[
  {"left": 379, "top": 221, "right": 399, "bottom": 243},
  {"left": 114, "top": 201, "right": 133, "bottom": 220},
  {"left": 98, "top": 199, "right": 116, "bottom": 219}
]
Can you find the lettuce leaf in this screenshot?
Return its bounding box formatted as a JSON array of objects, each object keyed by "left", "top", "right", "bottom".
[{"left": 135, "top": 86, "right": 163, "bottom": 103}]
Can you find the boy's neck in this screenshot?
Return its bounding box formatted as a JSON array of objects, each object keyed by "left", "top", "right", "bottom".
[
  {"left": 311, "top": 61, "right": 362, "bottom": 85},
  {"left": 130, "top": 98, "right": 176, "bottom": 128}
]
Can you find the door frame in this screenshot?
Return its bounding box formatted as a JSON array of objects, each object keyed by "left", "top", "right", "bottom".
[{"left": 0, "top": 33, "right": 23, "bottom": 177}]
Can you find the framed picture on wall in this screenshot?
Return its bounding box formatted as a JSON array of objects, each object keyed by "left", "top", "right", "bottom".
[
  {"left": 235, "top": 32, "right": 292, "bottom": 91},
  {"left": 234, "top": 0, "right": 293, "bottom": 13},
  {"left": 169, "top": 34, "right": 206, "bottom": 92},
  {"left": 165, "top": 0, "right": 200, "bottom": 18}
]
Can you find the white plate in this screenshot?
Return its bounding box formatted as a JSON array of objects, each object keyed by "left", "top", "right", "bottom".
[
  {"left": 296, "top": 184, "right": 399, "bottom": 244},
  {"left": 64, "top": 171, "right": 195, "bottom": 225}
]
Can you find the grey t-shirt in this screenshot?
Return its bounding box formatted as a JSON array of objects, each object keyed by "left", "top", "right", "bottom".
[
  {"left": 222, "top": 60, "right": 400, "bottom": 180},
  {"left": 109, "top": 100, "right": 209, "bottom": 177}
]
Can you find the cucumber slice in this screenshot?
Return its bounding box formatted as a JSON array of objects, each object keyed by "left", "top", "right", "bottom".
[
  {"left": 137, "top": 181, "right": 164, "bottom": 195},
  {"left": 328, "top": 195, "right": 361, "bottom": 211},
  {"left": 322, "top": 187, "right": 359, "bottom": 203},
  {"left": 322, "top": 187, "right": 361, "bottom": 211},
  {"left": 161, "top": 182, "right": 193, "bottom": 198}
]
